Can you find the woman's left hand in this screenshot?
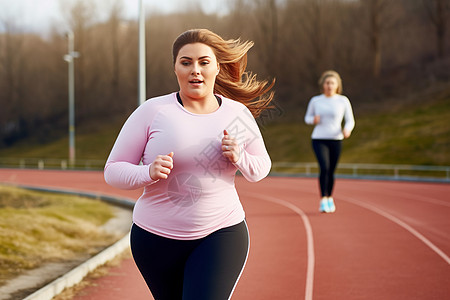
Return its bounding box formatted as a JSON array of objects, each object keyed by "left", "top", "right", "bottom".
[
  {"left": 222, "top": 129, "right": 240, "bottom": 163},
  {"left": 343, "top": 129, "right": 352, "bottom": 139}
]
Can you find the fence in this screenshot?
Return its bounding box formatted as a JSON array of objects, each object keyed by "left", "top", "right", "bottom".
[
  {"left": 0, "top": 158, "right": 105, "bottom": 171},
  {"left": 272, "top": 162, "right": 450, "bottom": 182},
  {"left": 0, "top": 158, "right": 449, "bottom": 182}
]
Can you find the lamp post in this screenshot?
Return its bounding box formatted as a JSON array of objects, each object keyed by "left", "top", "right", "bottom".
[
  {"left": 63, "top": 31, "right": 79, "bottom": 167},
  {"left": 138, "top": 0, "right": 146, "bottom": 106}
]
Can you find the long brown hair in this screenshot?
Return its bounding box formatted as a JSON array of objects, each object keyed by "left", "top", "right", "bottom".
[{"left": 172, "top": 29, "right": 275, "bottom": 117}]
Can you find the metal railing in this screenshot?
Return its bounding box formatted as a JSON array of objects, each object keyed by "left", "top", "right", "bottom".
[
  {"left": 0, "top": 158, "right": 449, "bottom": 182},
  {"left": 0, "top": 157, "right": 106, "bottom": 171},
  {"left": 271, "top": 162, "right": 450, "bottom": 182}
]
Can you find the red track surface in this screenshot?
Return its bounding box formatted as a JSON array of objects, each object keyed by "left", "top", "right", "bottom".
[{"left": 1, "top": 169, "right": 449, "bottom": 299}]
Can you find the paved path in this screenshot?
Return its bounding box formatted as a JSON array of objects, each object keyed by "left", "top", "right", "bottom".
[{"left": 1, "top": 169, "right": 449, "bottom": 299}]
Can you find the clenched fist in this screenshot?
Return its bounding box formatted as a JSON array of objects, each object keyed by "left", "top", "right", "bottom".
[{"left": 150, "top": 152, "right": 174, "bottom": 180}]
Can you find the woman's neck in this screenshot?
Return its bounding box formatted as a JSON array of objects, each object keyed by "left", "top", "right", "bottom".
[{"left": 177, "top": 92, "right": 220, "bottom": 114}]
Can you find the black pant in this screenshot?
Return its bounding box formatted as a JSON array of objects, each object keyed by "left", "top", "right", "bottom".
[
  {"left": 312, "top": 139, "right": 342, "bottom": 197},
  {"left": 130, "top": 221, "right": 249, "bottom": 300}
]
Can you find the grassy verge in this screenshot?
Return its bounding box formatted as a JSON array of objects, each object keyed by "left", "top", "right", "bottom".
[
  {"left": 0, "top": 124, "right": 120, "bottom": 161},
  {"left": 0, "top": 92, "right": 449, "bottom": 167},
  {"left": 262, "top": 95, "right": 450, "bottom": 166},
  {"left": 0, "top": 185, "right": 116, "bottom": 285}
]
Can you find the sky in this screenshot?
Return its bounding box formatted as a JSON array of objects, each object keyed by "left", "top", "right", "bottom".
[{"left": 0, "top": 0, "right": 229, "bottom": 36}]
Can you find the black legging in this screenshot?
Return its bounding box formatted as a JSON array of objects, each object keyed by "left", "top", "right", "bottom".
[
  {"left": 130, "top": 221, "right": 249, "bottom": 300},
  {"left": 312, "top": 139, "right": 342, "bottom": 197}
]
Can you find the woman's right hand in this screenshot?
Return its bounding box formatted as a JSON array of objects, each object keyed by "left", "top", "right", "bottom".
[
  {"left": 150, "top": 152, "right": 174, "bottom": 180},
  {"left": 314, "top": 115, "right": 321, "bottom": 124}
]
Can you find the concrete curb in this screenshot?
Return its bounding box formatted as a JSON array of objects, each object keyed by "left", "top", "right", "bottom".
[
  {"left": 12, "top": 184, "right": 136, "bottom": 209},
  {"left": 3, "top": 184, "right": 136, "bottom": 300},
  {"left": 23, "top": 233, "right": 130, "bottom": 300}
]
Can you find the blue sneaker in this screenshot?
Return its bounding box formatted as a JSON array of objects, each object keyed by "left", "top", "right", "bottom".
[
  {"left": 319, "top": 198, "right": 329, "bottom": 213},
  {"left": 328, "top": 197, "right": 336, "bottom": 213}
]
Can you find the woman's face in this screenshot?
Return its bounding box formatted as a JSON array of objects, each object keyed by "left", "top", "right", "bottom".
[
  {"left": 323, "top": 76, "right": 339, "bottom": 97},
  {"left": 174, "top": 42, "right": 220, "bottom": 101}
]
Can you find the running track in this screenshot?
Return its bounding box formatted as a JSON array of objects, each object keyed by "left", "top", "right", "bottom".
[{"left": 1, "top": 169, "right": 449, "bottom": 300}]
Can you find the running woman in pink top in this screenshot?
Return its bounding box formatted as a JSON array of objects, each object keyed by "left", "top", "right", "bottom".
[{"left": 104, "top": 29, "right": 274, "bottom": 300}]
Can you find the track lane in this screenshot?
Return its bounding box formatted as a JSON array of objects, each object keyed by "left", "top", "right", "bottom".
[
  {"left": 234, "top": 193, "right": 307, "bottom": 300},
  {"left": 237, "top": 177, "right": 450, "bottom": 299},
  {"left": 242, "top": 192, "right": 314, "bottom": 300},
  {"left": 340, "top": 195, "right": 450, "bottom": 264},
  {"left": 1, "top": 170, "right": 449, "bottom": 299},
  {"left": 336, "top": 180, "right": 450, "bottom": 256}
]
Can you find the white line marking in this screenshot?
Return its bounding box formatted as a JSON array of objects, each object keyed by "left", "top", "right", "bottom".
[
  {"left": 341, "top": 196, "right": 450, "bottom": 265},
  {"left": 228, "top": 220, "right": 250, "bottom": 300},
  {"left": 342, "top": 184, "right": 450, "bottom": 208},
  {"left": 244, "top": 192, "right": 315, "bottom": 300},
  {"left": 383, "top": 190, "right": 450, "bottom": 208}
]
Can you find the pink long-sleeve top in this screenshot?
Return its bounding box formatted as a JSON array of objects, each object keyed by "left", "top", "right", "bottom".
[{"left": 104, "top": 93, "right": 271, "bottom": 240}]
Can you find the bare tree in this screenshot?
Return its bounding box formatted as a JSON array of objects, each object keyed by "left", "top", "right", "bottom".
[
  {"left": 108, "top": 1, "right": 122, "bottom": 96},
  {"left": 65, "top": 0, "right": 96, "bottom": 117},
  {"left": 366, "top": 0, "right": 384, "bottom": 78},
  {"left": 423, "top": 0, "right": 450, "bottom": 58},
  {"left": 358, "top": 0, "right": 402, "bottom": 78},
  {"left": 226, "top": 0, "right": 254, "bottom": 37},
  {"left": 100, "top": 0, "right": 137, "bottom": 113},
  {"left": 252, "top": 0, "right": 279, "bottom": 76},
  {"left": 294, "top": 0, "right": 342, "bottom": 84},
  {"left": 1, "top": 0, "right": 449, "bottom": 151},
  {"left": 0, "top": 19, "right": 25, "bottom": 145}
]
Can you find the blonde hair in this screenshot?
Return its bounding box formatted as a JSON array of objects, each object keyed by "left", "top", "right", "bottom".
[
  {"left": 172, "top": 29, "right": 275, "bottom": 117},
  {"left": 318, "top": 70, "right": 343, "bottom": 94}
]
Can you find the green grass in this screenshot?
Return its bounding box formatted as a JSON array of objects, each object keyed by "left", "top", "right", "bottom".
[
  {"left": 0, "top": 186, "right": 116, "bottom": 284},
  {"left": 0, "top": 124, "right": 120, "bottom": 161},
  {"left": 0, "top": 94, "right": 449, "bottom": 167},
  {"left": 262, "top": 95, "right": 450, "bottom": 166},
  {"left": 343, "top": 95, "right": 450, "bottom": 165}
]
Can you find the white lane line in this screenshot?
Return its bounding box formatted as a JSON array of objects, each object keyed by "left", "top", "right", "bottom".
[
  {"left": 382, "top": 189, "right": 450, "bottom": 208},
  {"left": 228, "top": 220, "right": 250, "bottom": 300},
  {"left": 341, "top": 184, "right": 450, "bottom": 208},
  {"left": 341, "top": 195, "right": 450, "bottom": 265},
  {"left": 243, "top": 192, "right": 315, "bottom": 300}
]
